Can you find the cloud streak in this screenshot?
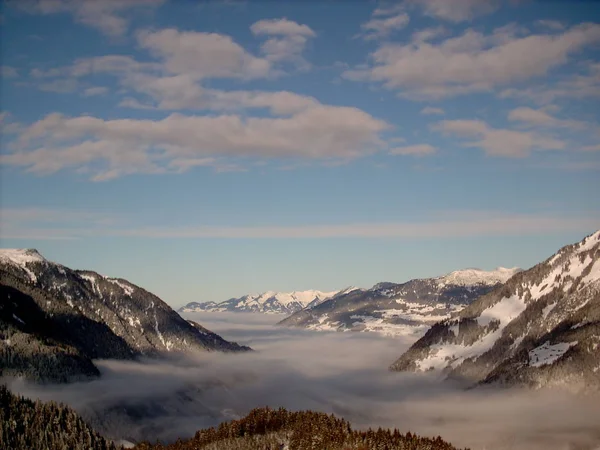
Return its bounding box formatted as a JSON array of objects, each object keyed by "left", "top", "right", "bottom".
[{"left": 1, "top": 208, "right": 598, "bottom": 240}]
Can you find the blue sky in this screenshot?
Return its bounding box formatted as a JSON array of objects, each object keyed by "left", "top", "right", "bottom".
[{"left": 1, "top": 0, "right": 599, "bottom": 307}]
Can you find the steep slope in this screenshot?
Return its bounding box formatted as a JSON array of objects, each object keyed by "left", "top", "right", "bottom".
[
  {"left": 390, "top": 230, "right": 600, "bottom": 391},
  {"left": 0, "top": 249, "right": 250, "bottom": 381},
  {"left": 278, "top": 268, "right": 519, "bottom": 337},
  {"left": 179, "top": 289, "right": 339, "bottom": 315}
]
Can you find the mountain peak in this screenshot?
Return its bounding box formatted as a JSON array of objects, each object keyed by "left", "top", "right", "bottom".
[
  {"left": 436, "top": 266, "right": 521, "bottom": 287},
  {"left": 0, "top": 248, "right": 47, "bottom": 263}
]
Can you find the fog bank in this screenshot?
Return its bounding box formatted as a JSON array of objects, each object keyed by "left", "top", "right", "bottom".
[{"left": 6, "top": 312, "right": 600, "bottom": 450}]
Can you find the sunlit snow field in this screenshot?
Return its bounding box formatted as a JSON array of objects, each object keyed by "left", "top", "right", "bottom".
[{"left": 7, "top": 312, "right": 600, "bottom": 450}]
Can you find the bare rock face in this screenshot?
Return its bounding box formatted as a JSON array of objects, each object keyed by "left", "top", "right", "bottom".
[
  {"left": 278, "top": 269, "right": 519, "bottom": 338},
  {"left": 390, "top": 230, "right": 600, "bottom": 392},
  {"left": 0, "top": 249, "right": 250, "bottom": 382}
]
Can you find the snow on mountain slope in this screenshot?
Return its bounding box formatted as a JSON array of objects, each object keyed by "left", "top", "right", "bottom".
[
  {"left": 390, "top": 230, "right": 600, "bottom": 391},
  {"left": 179, "top": 289, "right": 339, "bottom": 315},
  {"left": 278, "top": 268, "right": 520, "bottom": 337},
  {"left": 436, "top": 267, "right": 520, "bottom": 287},
  {"left": 0, "top": 249, "right": 250, "bottom": 381}
]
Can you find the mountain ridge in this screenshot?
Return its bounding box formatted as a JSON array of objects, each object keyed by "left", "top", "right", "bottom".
[
  {"left": 179, "top": 289, "right": 346, "bottom": 315},
  {"left": 278, "top": 267, "right": 520, "bottom": 337},
  {"left": 0, "top": 248, "right": 250, "bottom": 382},
  {"left": 389, "top": 230, "right": 600, "bottom": 391}
]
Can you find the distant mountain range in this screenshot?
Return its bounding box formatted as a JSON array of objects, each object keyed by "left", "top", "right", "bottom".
[
  {"left": 390, "top": 230, "right": 600, "bottom": 391},
  {"left": 278, "top": 267, "right": 520, "bottom": 337},
  {"left": 0, "top": 249, "right": 250, "bottom": 382},
  {"left": 179, "top": 288, "right": 359, "bottom": 315}
]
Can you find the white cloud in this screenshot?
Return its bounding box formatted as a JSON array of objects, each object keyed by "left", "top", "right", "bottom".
[
  {"left": 82, "top": 86, "right": 109, "bottom": 97},
  {"left": 536, "top": 19, "right": 566, "bottom": 31},
  {"left": 137, "top": 28, "right": 272, "bottom": 80},
  {"left": 38, "top": 78, "right": 79, "bottom": 93},
  {"left": 372, "top": 4, "right": 406, "bottom": 17},
  {"left": 581, "top": 144, "right": 600, "bottom": 152},
  {"left": 420, "top": 106, "right": 444, "bottom": 115},
  {"left": 343, "top": 23, "right": 600, "bottom": 99},
  {"left": 406, "top": 0, "right": 500, "bottom": 22},
  {"left": 411, "top": 26, "right": 447, "bottom": 43},
  {"left": 3, "top": 107, "right": 388, "bottom": 180},
  {"left": 434, "top": 119, "right": 566, "bottom": 157},
  {"left": 508, "top": 107, "right": 588, "bottom": 129},
  {"left": 15, "top": 0, "right": 165, "bottom": 37},
  {"left": 250, "top": 18, "right": 315, "bottom": 37},
  {"left": 251, "top": 18, "right": 316, "bottom": 68},
  {"left": 499, "top": 62, "right": 600, "bottom": 103},
  {"left": 389, "top": 144, "right": 436, "bottom": 156},
  {"left": 360, "top": 13, "right": 410, "bottom": 40},
  {"left": 1, "top": 65, "right": 18, "bottom": 78}
]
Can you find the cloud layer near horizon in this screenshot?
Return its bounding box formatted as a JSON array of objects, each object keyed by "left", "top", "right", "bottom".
[{"left": 1, "top": 207, "right": 598, "bottom": 240}]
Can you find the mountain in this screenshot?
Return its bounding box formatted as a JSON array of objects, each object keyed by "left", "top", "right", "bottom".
[
  {"left": 390, "top": 230, "right": 600, "bottom": 391},
  {"left": 0, "top": 249, "right": 250, "bottom": 382},
  {"left": 179, "top": 289, "right": 342, "bottom": 315},
  {"left": 278, "top": 268, "right": 520, "bottom": 337}
]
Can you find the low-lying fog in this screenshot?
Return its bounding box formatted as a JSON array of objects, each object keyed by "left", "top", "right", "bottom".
[{"left": 7, "top": 312, "right": 600, "bottom": 450}]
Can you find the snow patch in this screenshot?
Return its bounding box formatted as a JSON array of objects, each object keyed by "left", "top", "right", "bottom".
[
  {"left": 12, "top": 314, "right": 25, "bottom": 325},
  {"left": 476, "top": 295, "right": 527, "bottom": 327},
  {"left": 416, "top": 294, "right": 527, "bottom": 372},
  {"left": 541, "top": 302, "right": 556, "bottom": 320},
  {"left": 108, "top": 278, "right": 135, "bottom": 296},
  {"left": 528, "top": 341, "right": 578, "bottom": 367}
]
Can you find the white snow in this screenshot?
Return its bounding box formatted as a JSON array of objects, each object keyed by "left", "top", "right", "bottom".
[
  {"left": 436, "top": 267, "right": 520, "bottom": 287},
  {"left": 150, "top": 301, "right": 170, "bottom": 351},
  {"left": 0, "top": 249, "right": 46, "bottom": 282},
  {"left": 577, "top": 230, "right": 600, "bottom": 254},
  {"left": 416, "top": 294, "right": 527, "bottom": 372},
  {"left": 80, "top": 273, "right": 102, "bottom": 296},
  {"left": 528, "top": 341, "right": 578, "bottom": 367},
  {"left": 188, "top": 289, "right": 349, "bottom": 313},
  {"left": 12, "top": 314, "right": 25, "bottom": 325},
  {"left": 449, "top": 323, "right": 460, "bottom": 336},
  {"left": 476, "top": 295, "right": 527, "bottom": 327},
  {"left": 108, "top": 278, "right": 135, "bottom": 296},
  {"left": 348, "top": 314, "right": 430, "bottom": 338},
  {"left": 541, "top": 302, "right": 556, "bottom": 320},
  {"left": 246, "top": 290, "right": 338, "bottom": 308},
  {"left": 66, "top": 299, "right": 74, "bottom": 308},
  {"left": 581, "top": 258, "right": 600, "bottom": 285}
]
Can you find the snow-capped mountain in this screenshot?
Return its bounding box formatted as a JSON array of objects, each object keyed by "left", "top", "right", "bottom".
[
  {"left": 278, "top": 267, "right": 520, "bottom": 337},
  {"left": 179, "top": 289, "right": 343, "bottom": 315},
  {"left": 0, "top": 249, "right": 250, "bottom": 382},
  {"left": 390, "top": 230, "right": 600, "bottom": 391}
]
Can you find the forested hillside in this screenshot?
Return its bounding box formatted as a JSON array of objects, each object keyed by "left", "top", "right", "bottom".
[
  {"left": 134, "top": 406, "right": 464, "bottom": 450},
  {"left": 0, "top": 385, "right": 118, "bottom": 450}
]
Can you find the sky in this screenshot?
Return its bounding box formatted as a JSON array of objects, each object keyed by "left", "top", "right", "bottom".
[{"left": 1, "top": 0, "right": 599, "bottom": 307}]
